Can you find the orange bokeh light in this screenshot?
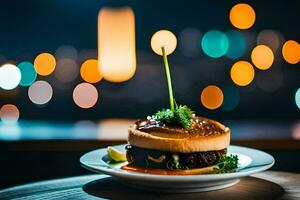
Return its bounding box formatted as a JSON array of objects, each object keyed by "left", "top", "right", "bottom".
[
  {"left": 282, "top": 40, "right": 300, "bottom": 64},
  {"left": 80, "top": 59, "right": 102, "bottom": 83},
  {"left": 73, "top": 83, "right": 98, "bottom": 109},
  {"left": 200, "top": 85, "right": 224, "bottom": 110},
  {"left": 34, "top": 53, "right": 56, "bottom": 76},
  {"left": 0, "top": 104, "right": 19, "bottom": 123},
  {"left": 98, "top": 7, "right": 136, "bottom": 82},
  {"left": 251, "top": 45, "right": 274, "bottom": 70},
  {"left": 230, "top": 61, "right": 255, "bottom": 86},
  {"left": 229, "top": 3, "right": 256, "bottom": 30}
]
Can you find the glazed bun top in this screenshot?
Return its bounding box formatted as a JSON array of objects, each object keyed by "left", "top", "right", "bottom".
[{"left": 128, "top": 116, "right": 230, "bottom": 153}]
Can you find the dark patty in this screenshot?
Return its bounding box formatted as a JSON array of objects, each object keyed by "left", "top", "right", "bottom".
[{"left": 125, "top": 145, "right": 226, "bottom": 170}]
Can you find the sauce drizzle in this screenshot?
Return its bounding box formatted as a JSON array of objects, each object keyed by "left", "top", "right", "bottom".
[{"left": 136, "top": 116, "right": 225, "bottom": 136}]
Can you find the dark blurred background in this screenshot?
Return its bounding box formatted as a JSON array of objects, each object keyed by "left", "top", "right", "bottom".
[
  {"left": 0, "top": 0, "right": 299, "bottom": 121},
  {"left": 0, "top": 0, "right": 300, "bottom": 190}
]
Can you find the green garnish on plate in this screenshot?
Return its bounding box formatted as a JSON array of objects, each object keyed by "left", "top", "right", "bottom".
[{"left": 214, "top": 154, "right": 239, "bottom": 173}]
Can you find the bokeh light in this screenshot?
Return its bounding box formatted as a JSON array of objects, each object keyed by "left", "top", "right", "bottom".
[
  {"left": 17, "top": 62, "right": 37, "bottom": 86},
  {"left": 225, "top": 30, "right": 247, "bottom": 59},
  {"left": 229, "top": 3, "right": 256, "bottom": 30},
  {"left": 256, "top": 64, "right": 283, "bottom": 92},
  {"left": 0, "top": 104, "right": 19, "bottom": 124},
  {"left": 55, "top": 45, "right": 78, "bottom": 60},
  {"left": 282, "top": 40, "right": 300, "bottom": 64},
  {"left": 73, "top": 83, "right": 98, "bottom": 109},
  {"left": 54, "top": 58, "right": 78, "bottom": 83},
  {"left": 295, "top": 88, "right": 300, "bottom": 109},
  {"left": 221, "top": 86, "right": 240, "bottom": 111},
  {"left": 98, "top": 7, "right": 136, "bottom": 82},
  {"left": 201, "top": 30, "right": 228, "bottom": 58},
  {"left": 292, "top": 123, "right": 300, "bottom": 140},
  {"left": 251, "top": 45, "right": 274, "bottom": 70},
  {"left": 257, "top": 30, "right": 284, "bottom": 54},
  {"left": 179, "top": 27, "right": 201, "bottom": 58},
  {"left": 28, "top": 81, "right": 53, "bottom": 105},
  {"left": 151, "top": 30, "right": 177, "bottom": 56},
  {"left": 230, "top": 61, "right": 255, "bottom": 86},
  {"left": 0, "top": 64, "right": 21, "bottom": 90},
  {"left": 80, "top": 59, "right": 102, "bottom": 83},
  {"left": 200, "top": 85, "right": 224, "bottom": 110},
  {"left": 34, "top": 53, "right": 56, "bottom": 76}
]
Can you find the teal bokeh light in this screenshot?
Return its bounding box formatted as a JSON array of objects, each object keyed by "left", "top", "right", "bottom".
[
  {"left": 201, "top": 30, "right": 229, "bottom": 58},
  {"left": 18, "top": 62, "right": 37, "bottom": 86},
  {"left": 225, "top": 30, "right": 247, "bottom": 59},
  {"left": 221, "top": 85, "right": 240, "bottom": 111},
  {"left": 296, "top": 88, "right": 300, "bottom": 109}
]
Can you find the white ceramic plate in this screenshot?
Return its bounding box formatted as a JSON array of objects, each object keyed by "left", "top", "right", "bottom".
[{"left": 80, "top": 145, "right": 274, "bottom": 193}]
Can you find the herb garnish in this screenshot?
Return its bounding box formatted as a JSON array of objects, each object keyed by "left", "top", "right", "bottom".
[
  {"left": 152, "top": 46, "right": 194, "bottom": 129},
  {"left": 214, "top": 154, "right": 239, "bottom": 173},
  {"left": 153, "top": 105, "right": 194, "bottom": 129}
]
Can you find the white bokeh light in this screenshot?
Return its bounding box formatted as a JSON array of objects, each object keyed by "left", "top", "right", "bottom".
[
  {"left": 0, "top": 64, "right": 21, "bottom": 90},
  {"left": 73, "top": 83, "right": 98, "bottom": 109},
  {"left": 28, "top": 81, "right": 53, "bottom": 105},
  {"left": 151, "top": 30, "right": 177, "bottom": 56}
]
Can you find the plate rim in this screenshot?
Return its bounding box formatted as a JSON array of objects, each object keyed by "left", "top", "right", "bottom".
[{"left": 80, "top": 144, "right": 275, "bottom": 181}]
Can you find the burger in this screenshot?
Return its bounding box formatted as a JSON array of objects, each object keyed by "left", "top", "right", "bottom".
[
  {"left": 123, "top": 114, "right": 231, "bottom": 175},
  {"left": 119, "top": 41, "right": 236, "bottom": 175}
]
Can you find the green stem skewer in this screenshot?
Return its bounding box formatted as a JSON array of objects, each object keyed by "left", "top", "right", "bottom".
[{"left": 161, "top": 46, "right": 175, "bottom": 114}]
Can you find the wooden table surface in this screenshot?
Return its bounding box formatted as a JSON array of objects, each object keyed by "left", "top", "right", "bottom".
[{"left": 0, "top": 171, "right": 299, "bottom": 200}]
